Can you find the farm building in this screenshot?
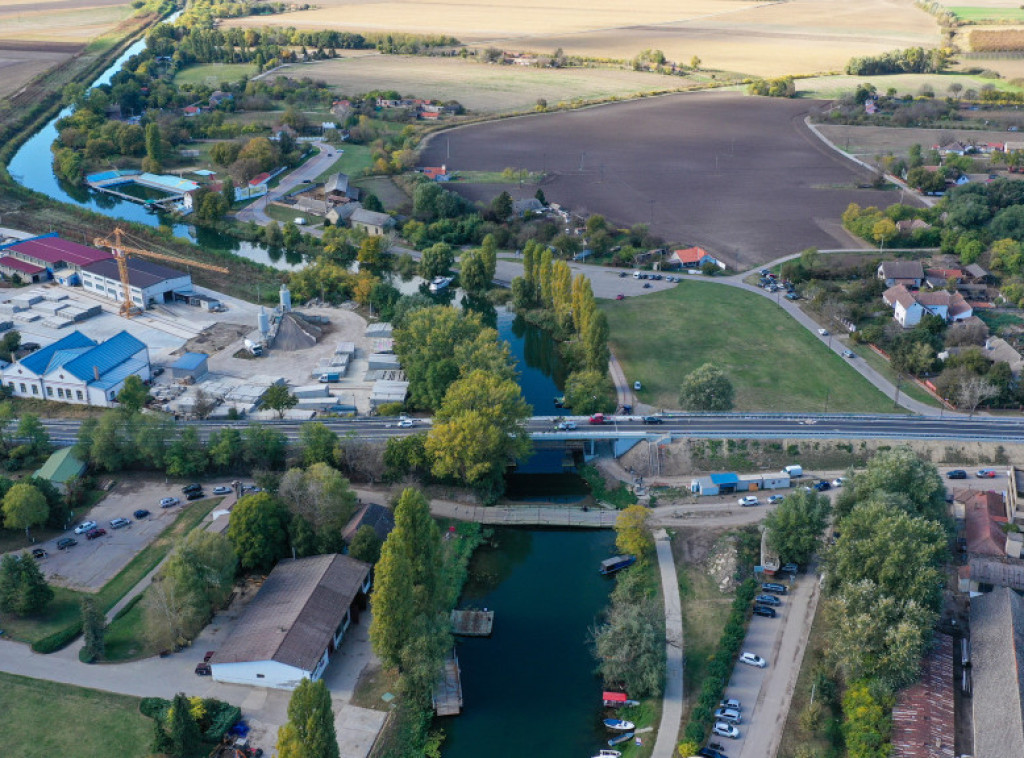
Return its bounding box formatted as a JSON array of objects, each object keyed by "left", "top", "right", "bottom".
[
  {"left": 169, "top": 352, "right": 209, "bottom": 381},
  {"left": 33, "top": 447, "right": 87, "bottom": 494},
  {"left": 350, "top": 209, "right": 395, "bottom": 236},
  {"left": 1, "top": 330, "right": 150, "bottom": 407},
  {"left": 969, "top": 587, "right": 1024, "bottom": 758},
  {"left": 80, "top": 257, "right": 192, "bottom": 309},
  {"left": 210, "top": 554, "right": 372, "bottom": 689}
]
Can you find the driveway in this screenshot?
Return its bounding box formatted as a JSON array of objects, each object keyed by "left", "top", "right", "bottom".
[{"left": 235, "top": 141, "right": 336, "bottom": 227}]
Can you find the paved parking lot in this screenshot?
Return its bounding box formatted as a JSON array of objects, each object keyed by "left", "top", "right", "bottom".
[{"left": 37, "top": 475, "right": 237, "bottom": 591}]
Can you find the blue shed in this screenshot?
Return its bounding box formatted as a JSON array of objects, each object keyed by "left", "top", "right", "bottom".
[
  {"left": 690, "top": 472, "right": 740, "bottom": 496},
  {"left": 170, "top": 352, "right": 209, "bottom": 381}
]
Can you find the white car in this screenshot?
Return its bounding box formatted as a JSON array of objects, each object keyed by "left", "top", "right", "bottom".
[
  {"left": 739, "top": 652, "right": 767, "bottom": 668},
  {"left": 110, "top": 518, "right": 131, "bottom": 529},
  {"left": 832, "top": 477, "right": 845, "bottom": 488},
  {"left": 212, "top": 486, "right": 232, "bottom": 495},
  {"left": 719, "top": 698, "right": 742, "bottom": 711},
  {"left": 768, "top": 495, "right": 784, "bottom": 504},
  {"left": 74, "top": 521, "right": 98, "bottom": 534},
  {"left": 712, "top": 723, "right": 740, "bottom": 739},
  {"left": 817, "top": 328, "right": 829, "bottom": 336},
  {"left": 633, "top": 381, "right": 642, "bottom": 391},
  {"left": 738, "top": 496, "right": 759, "bottom": 507},
  {"left": 397, "top": 419, "right": 415, "bottom": 428},
  {"left": 160, "top": 497, "right": 179, "bottom": 508},
  {"left": 556, "top": 420, "right": 577, "bottom": 431}
]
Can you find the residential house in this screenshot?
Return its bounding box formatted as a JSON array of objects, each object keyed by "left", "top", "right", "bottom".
[
  {"left": 422, "top": 165, "right": 449, "bottom": 182},
  {"left": 183, "top": 105, "right": 201, "bottom": 117},
  {"left": 877, "top": 260, "right": 925, "bottom": 288},
  {"left": 883, "top": 284, "right": 973, "bottom": 327},
  {"left": 210, "top": 554, "right": 372, "bottom": 689},
  {"left": 32, "top": 447, "right": 87, "bottom": 494},
  {"left": 936, "top": 140, "right": 970, "bottom": 155},
  {"left": 671, "top": 246, "right": 724, "bottom": 270},
  {"left": 955, "top": 489, "right": 1024, "bottom": 592},
  {"left": 341, "top": 502, "right": 395, "bottom": 544},
  {"left": 969, "top": 587, "right": 1024, "bottom": 758},
  {"left": 326, "top": 202, "right": 362, "bottom": 226},
  {"left": 209, "top": 91, "right": 233, "bottom": 108},
  {"left": 890, "top": 633, "right": 954, "bottom": 758},
  {"left": 965, "top": 263, "right": 990, "bottom": 282},
  {"left": 1, "top": 329, "right": 151, "bottom": 407},
  {"left": 512, "top": 197, "right": 544, "bottom": 216},
  {"left": 983, "top": 337, "right": 1024, "bottom": 378},
  {"left": 924, "top": 267, "right": 962, "bottom": 289},
  {"left": 324, "top": 172, "right": 359, "bottom": 202},
  {"left": 350, "top": 209, "right": 395, "bottom": 236}
]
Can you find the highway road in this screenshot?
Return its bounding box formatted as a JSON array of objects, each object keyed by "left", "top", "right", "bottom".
[{"left": 34, "top": 411, "right": 1024, "bottom": 447}]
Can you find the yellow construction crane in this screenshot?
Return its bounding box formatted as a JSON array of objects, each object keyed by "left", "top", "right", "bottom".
[{"left": 93, "top": 227, "right": 229, "bottom": 318}]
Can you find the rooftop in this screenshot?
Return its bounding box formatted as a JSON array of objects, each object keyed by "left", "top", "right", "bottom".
[
  {"left": 171, "top": 352, "right": 209, "bottom": 371},
  {"left": 213, "top": 554, "right": 370, "bottom": 673},
  {"left": 19, "top": 331, "right": 97, "bottom": 376},
  {"left": 971, "top": 587, "right": 1024, "bottom": 758},
  {"left": 61, "top": 330, "right": 147, "bottom": 384},
  {"left": 879, "top": 260, "right": 925, "bottom": 280},
  {"left": 4, "top": 236, "right": 112, "bottom": 268},
  {"left": 891, "top": 632, "right": 955, "bottom": 758},
  {"left": 350, "top": 209, "right": 394, "bottom": 227},
  {"left": 963, "top": 490, "right": 1008, "bottom": 556},
  {"left": 33, "top": 447, "right": 86, "bottom": 485},
  {"left": 83, "top": 257, "right": 191, "bottom": 289},
  {"left": 0, "top": 256, "right": 45, "bottom": 275},
  {"left": 674, "top": 246, "right": 711, "bottom": 264}
]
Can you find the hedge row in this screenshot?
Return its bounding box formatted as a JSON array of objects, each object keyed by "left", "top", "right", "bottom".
[
  {"left": 140, "top": 696, "right": 241, "bottom": 743},
  {"left": 31, "top": 621, "right": 82, "bottom": 654},
  {"left": 681, "top": 578, "right": 758, "bottom": 745}
]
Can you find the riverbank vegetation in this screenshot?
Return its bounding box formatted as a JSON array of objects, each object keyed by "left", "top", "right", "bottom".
[
  {"left": 369, "top": 488, "right": 482, "bottom": 757},
  {"left": 778, "top": 447, "right": 949, "bottom": 758}
]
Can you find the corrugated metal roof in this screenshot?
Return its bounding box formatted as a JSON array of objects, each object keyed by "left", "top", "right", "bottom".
[
  {"left": 0, "top": 256, "right": 45, "bottom": 275},
  {"left": 214, "top": 554, "right": 370, "bottom": 673},
  {"left": 20, "top": 331, "right": 96, "bottom": 375},
  {"left": 33, "top": 447, "right": 86, "bottom": 484},
  {"left": 89, "top": 356, "right": 149, "bottom": 390},
  {"left": 83, "top": 257, "right": 190, "bottom": 289},
  {"left": 6, "top": 237, "right": 112, "bottom": 267},
  {"left": 171, "top": 352, "right": 209, "bottom": 371},
  {"left": 970, "top": 588, "right": 1024, "bottom": 758},
  {"left": 710, "top": 473, "right": 740, "bottom": 484},
  {"left": 63, "top": 330, "right": 146, "bottom": 382}
]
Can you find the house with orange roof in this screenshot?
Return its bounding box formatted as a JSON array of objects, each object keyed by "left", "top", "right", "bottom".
[{"left": 670, "top": 246, "right": 724, "bottom": 270}]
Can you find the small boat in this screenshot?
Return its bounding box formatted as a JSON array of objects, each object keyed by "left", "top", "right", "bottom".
[
  {"left": 553, "top": 395, "right": 570, "bottom": 408},
  {"left": 599, "top": 555, "right": 636, "bottom": 576},
  {"left": 428, "top": 275, "right": 454, "bottom": 293},
  {"left": 591, "top": 751, "right": 621, "bottom": 758},
  {"left": 607, "top": 731, "right": 634, "bottom": 747},
  {"left": 603, "top": 691, "right": 640, "bottom": 708},
  {"left": 603, "top": 718, "right": 635, "bottom": 732}
]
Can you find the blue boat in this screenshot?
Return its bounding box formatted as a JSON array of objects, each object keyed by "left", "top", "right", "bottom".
[
  {"left": 607, "top": 731, "right": 635, "bottom": 747},
  {"left": 599, "top": 555, "right": 636, "bottom": 575},
  {"left": 603, "top": 718, "right": 635, "bottom": 732}
]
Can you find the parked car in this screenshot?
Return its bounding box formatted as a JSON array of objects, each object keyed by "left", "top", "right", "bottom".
[
  {"left": 698, "top": 747, "right": 729, "bottom": 758},
  {"left": 397, "top": 418, "right": 415, "bottom": 428},
  {"left": 767, "top": 494, "right": 784, "bottom": 504},
  {"left": 195, "top": 662, "right": 211, "bottom": 676},
  {"left": 842, "top": 350, "right": 855, "bottom": 358},
  {"left": 738, "top": 496, "right": 760, "bottom": 507},
  {"left": 832, "top": 477, "right": 845, "bottom": 488},
  {"left": 976, "top": 469, "right": 998, "bottom": 478},
  {"left": 718, "top": 698, "right": 741, "bottom": 711},
  {"left": 31, "top": 547, "right": 47, "bottom": 559},
  {"left": 633, "top": 380, "right": 642, "bottom": 391},
  {"left": 133, "top": 509, "right": 151, "bottom": 520},
  {"left": 780, "top": 563, "right": 799, "bottom": 575},
  {"left": 160, "top": 497, "right": 179, "bottom": 508},
  {"left": 755, "top": 594, "right": 781, "bottom": 606},
  {"left": 56, "top": 537, "right": 77, "bottom": 550},
  {"left": 761, "top": 582, "right": 788, "bottom": 595},
  {"left": 110, "top": 518, "right": 131, "bottom": 529},
  {"left": 618, "top": 271, "right": 628, "bottom": 278},
  {"left": 86, "top": 527, "right": 107, "bottom": 540},
  {"left": 642, "top": 416, "right": 663, "bottom": 425},
  {"left": 152, "top": 367, "right": 165, "bottom": 377},
  {"left": 186, "top": 491, "right": 205, "bottom": 501},
  {"left": 817, "top": 328, "right": 829, "bottom": 336},
  {"left": 642, "top": 282, "right": 651, "bottom": 288},
  {"left": 74, "top": 521, "right": 98, "bottom": 535},
  {"left": 946, "top": 469, "right": 968, "bottom": 480},
  {"left": 212, "top": 486, "right": 232, "bottom": 495},
  {"left": 712, "top": 723, "right": 740, "bottom": 739},
  {"left": 753, "top": 605, "right": 777, "bottom": 618},
  {"left": 182, "top": 483, "right": 202, "bottom": 494},
  {"left": 615, "top": 293, "right": 625, "bottom": 300},
  {"left": 713, "top": 708, "right": 741, "bottom": 724},
  {"left": 555, "top": 420, "right": 577, "bottom": 431},
  {"left": 813, "top": 480, "right": 831, "bottom": 491},
  {"left": 739, "top": 652, "right": 767, "bottom": 668}
]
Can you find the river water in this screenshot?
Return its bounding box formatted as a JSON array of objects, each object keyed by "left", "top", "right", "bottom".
[
  {"left": 441, "top": 528, "right": 616, "bottom": 758},
  {"left": 6, "top": 14, "right": 303, "bottom": 271}
]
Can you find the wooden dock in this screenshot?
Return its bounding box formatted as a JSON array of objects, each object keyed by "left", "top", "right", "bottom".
[
  {"left": 432, "top": 650, "right": 464, "bottom": 717},
  {"left": 451, "top": 609, "right": 494, "bottom": 637}
]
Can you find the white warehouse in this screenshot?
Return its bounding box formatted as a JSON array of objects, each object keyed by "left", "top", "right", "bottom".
[
  {"left": 210, "top": 554, "right": 371, "bottom": 689},
  {"left": 80, "top": 257, "right": 192, "bottom": 309}
]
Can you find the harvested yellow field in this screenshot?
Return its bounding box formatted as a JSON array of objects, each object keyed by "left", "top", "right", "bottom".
[
  {"left": 296, "top": 55, "right": 696, "bottom": 112},
  {"left": 227, "top": 0, "right": 938, "bottom": 77},
  {"left": 0, "top": 4, "right": 132, "bottom": 44}
]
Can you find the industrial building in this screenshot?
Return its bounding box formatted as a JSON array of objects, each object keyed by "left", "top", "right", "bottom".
[
  {"left": 81, "top": 257, "right": 193, "bottom": 309},
  {"left": 2, "top": 329, "right": 150, "bottom": 407},
  {"left": 0, "top": 234, "right": 113, "bottom": 285},
  {"left": 690, "top": 471, "right": 790, "bottom": 496},
  {"left": 210, "top": 554, "right": 372, "bottom": 689},
  {"left": 169, "top": 352, "right": 209, "bottom": 381}
]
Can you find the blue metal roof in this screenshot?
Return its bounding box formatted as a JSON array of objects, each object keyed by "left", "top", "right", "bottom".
[
  {"left": 63, "top": 330, "right": 147, "bottom": 382},
  {"left": 710, "top": 473, "right": 740, "bottom": 484},
  {"left": 20, "top": 331, "right": 96, "bottom": 375},
  {"left": 171, "top": 352, "right": 208, "bottom": 371},
  {"left": 90, "top": 357, "right": 149, "bottom": 390}
]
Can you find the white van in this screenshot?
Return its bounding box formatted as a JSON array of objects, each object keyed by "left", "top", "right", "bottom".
[{"left": 632, "top": 270, "right": 641, "bottom": 279}]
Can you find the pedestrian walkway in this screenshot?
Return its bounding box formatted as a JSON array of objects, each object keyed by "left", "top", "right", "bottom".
[{"left": 651, "top": 528, "right": 684, "bottom": 758}]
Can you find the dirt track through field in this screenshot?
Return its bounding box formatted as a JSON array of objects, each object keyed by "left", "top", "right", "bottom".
[{"left": 422, "top": 91, "right": 904, "bottom": 267}]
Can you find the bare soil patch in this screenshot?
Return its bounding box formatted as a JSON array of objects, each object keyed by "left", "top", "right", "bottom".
[{"left": 423, "top": 91, "right": 900, "bottom": 266}]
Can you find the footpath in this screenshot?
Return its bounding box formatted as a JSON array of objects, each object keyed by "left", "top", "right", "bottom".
[{"left": 651, "top": 529, "right": 685, "bottom": 758}]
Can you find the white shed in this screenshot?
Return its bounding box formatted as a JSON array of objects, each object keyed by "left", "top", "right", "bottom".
[{"left": 761, "top": 473, "right": 790, "bottom": 490}]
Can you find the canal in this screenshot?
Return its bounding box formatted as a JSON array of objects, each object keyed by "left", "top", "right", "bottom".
[
  {"left": 441, "top": 528, "right": 616, "bottom": 758},
  {"left": 5, "top": 12, "right": 303, "bottom": 271}
]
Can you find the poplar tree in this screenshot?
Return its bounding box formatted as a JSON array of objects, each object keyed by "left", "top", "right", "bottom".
[
  {"left": 277, "top": 679, "right": 339, "bottom": 758},
  {"left": 369, "top": 534, "right": 415, "bottom": 668}
]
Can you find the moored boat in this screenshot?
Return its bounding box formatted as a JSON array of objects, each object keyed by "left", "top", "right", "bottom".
[
  {"left": 599, "top": 555, "right": 636, "bottom": 575},
  {"left": 429, "top": 275, "right": 454, "bottom": 293},
  {"left": 603, "top": 718, "right": 635, "bottom": 732},
  {"left": 590, "top": 750, "right": 622, "bottom": 758},
  {"left": 607, "top": 731, "right": 634, "bottom": 747}
]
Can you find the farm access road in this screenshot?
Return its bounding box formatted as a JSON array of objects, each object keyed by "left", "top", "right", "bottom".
[{"left": 235, "top": 140, "right": 336, "bottom": 226}]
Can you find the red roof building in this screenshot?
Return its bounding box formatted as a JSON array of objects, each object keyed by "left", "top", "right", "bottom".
[
  {"left": 422, "top": 166, "right": 448, "bottom": 181},
  {"left": 672, "top": 246, "right": 723, "bottom": 269},
  {"left": 4, "top": 236, "right": 112, "bottom": 271},
  {"left": 249, "top": 172, "right": 271, "bottom": 187},
  {"left": 890, "top": 632, "right": 955, "bottom": 758},
  {"left": 964, "top": 490, "right": 1008, "bottom": 556}
]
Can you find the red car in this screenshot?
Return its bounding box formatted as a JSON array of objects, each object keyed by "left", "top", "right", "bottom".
[
  {"left": 615, "top": 294, "right": 625, "bottom": 300},
  {"left": 976, "top": 469, "right": 997, "bottom": 478},
  {"left": 85, "top": 527, "right": 107, "bottom": 540}
]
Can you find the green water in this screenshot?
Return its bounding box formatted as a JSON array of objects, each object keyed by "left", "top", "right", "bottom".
[{"left": 441, "top": 528, "right": 616, "bottom": 758}]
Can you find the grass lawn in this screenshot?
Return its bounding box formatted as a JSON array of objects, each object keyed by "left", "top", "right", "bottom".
[
  {"left": 849, "top": 344, "right": 944, "bottom": 409},
  {"left": 451, "top": 170, "right": 544, "bottom": 184},
  {"left": 947, "top": 6, "right": 1024, "bottom": 23},
  {"left": 796, "top": 72, "right": 1024, "bottom": 100},
  {"left": 603, "top": 282, "right": 896, "bottom": 412},
  {"left": 264, "top": 202, "right": 322, "bottom": 227},
  {"left": 978, "top": 309, "right": 1024, "bottom": 335},
  {"left": 0, "top": 586, "right": 82, "bottom": 644},
  {"left": 313, "top": 144, "right": 373, "bottom": 182},
  {"left": 103, "top": 594, "right": 150, "bottom": 661},
  {"left": 173, "top": 62, "right": 257, "bottom": 87},
  {"left": 0, "top": 672, "right": 151, "bottom": 758}
]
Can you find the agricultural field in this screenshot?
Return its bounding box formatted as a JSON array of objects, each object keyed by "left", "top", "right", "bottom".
[
  {"left": 602, "top": 281, "right": 896, "bottom": 413},
  {"left": 296, "top": 55, "right": 697, "bottom": 114},
  {"left": 223, "top": 0, "right": 940, "bottom": 77},
  {"left": 0, "top": 672, "right": 151, "bottom": 758},
  {"left": 0, "top": 0, "right": 135, "bottom": 100},
  {"left": 815, "top": 124, "right": 1018, "bottom": 163},
  {"left": 796, "top": 71, "right": 1024, "bottom": 100},
  {"left": 422, "top": 92, "right": 901, "bottom": 267}
]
